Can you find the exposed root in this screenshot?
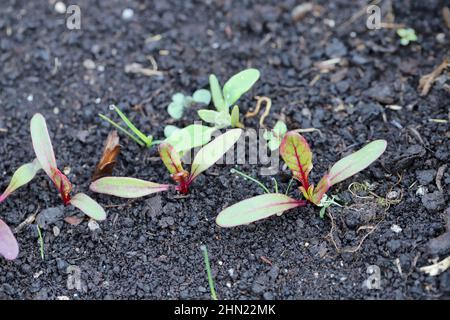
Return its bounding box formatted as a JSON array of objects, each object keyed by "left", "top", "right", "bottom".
[
  {"left": 326, "top": 209, "right": 381, "bottom": 254},
  {"left": 245, "top": 96, "right": 272, "bottom": 128}
]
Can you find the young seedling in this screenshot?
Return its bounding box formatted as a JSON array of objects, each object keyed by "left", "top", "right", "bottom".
[
  {"left": 263, "top": 120, "right": 287, "bottom": 151},
  {"left": 216, "top": 131, "right": 387, "bottom": 227},
  {"left": 90, "top": 129, "right": 242, "bottom": 196},
  {"left": 167, "top": 89, "right": 211, "bottom": 120},
  {"left": 397, "top": 28, "right": 417, "bottom": 46},
  {"left": 99, "top": 105, "right": 154, "bottom": 148},
  {"left": 198, "top": 69, "right": 260, "bottom": 129},
  {"left": 30, "top": 113, "right": 106, "bottom": 220},
  {"left": 0, "top": 160, "right": 42, "bottom": 260},
  {"left": 200, "top": 245, "right": 218, "bottom": 300}
]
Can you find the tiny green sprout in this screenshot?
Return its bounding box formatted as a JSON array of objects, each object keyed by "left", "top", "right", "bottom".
[
  {"left": 90, "top": 129, "right": 242, "bottom": 196},
  {"left": 263, "top": 120, "right": 287, "bottom": 151},
  {"left": 397, "top": 28, "right": 417, "bottom": 46},
  {"left": 200, "top": 245, "right": 218, "bottom": 301},
  {"left": 163, "top": 125, "right": 180, "bottom": 138},
  {"left": 198, "top": 69, "right": 260, "bottom": 128},
  {"left": 99, "top": 105, "right": 153, "bottom": 148},
  {"left": 317, "top": 194, "right": 342, "bottom": 219},
  {"left": 167, "top": 90, "right": 212, "bottom": 120},
  {"left": 36, "top": 225, "right": 44, "bottom": 260},
  {"left": 216, "top": 131, "right": 387, "bottom": 227}
]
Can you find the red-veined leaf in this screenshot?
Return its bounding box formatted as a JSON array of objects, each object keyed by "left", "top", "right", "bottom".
[
  {"left": 159, "top": 142, "right": 185, "bottom": 175},
  {"left": 279, "top": 131, "right": 313, "bottom": 187},
  {"left": 90, "top": 177, "right": 170, "bottom": 198},
  {"left": 216, "top": 193, "right": 305, "bottom": 227},
  {"left": 0, "top": 218, "right": 19, "bottom": 260},
  {"left": 328, "top": 140, "right": 387, "bottom": 186}
]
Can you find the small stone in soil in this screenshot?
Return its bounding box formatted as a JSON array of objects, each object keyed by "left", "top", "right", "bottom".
[
  {"left": 422, "top": 191, "right": 446, "bottom": 212},
  {"left": 88, "top": 220, "right": 100, "bottom": 231},
  {"left": 416, "top": 169, "right": 436, "bottom": 185},
  {"left": 37, "top": 207, "right": 64, "bottom": 229}
]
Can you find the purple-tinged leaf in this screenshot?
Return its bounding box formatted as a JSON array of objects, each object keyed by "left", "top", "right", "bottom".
[
  {"left": 30, "top": 113, "right": 72, "bottom": 204},
  {"left": 328, "top": 140, "right": 387, "bottom": 186},
  {"left": 280, "top": 131, "right": 313, "bottom": 189},
  {"left": 216, "top": 193, "right": 305, "bottom": 227},
  {"left": 159, "top": 142, "right": 186, "bottom": 176},
  {"left": 90, "top": 177, "right": 170, "bottom": 198},
  {"left": 70, "top": 193, "right": 106, "bottom": 221},
  {"left": 189, "top": 129, "right": 242, "bottom": 183},
  {"left": 311, "top": 175, "right": 331, "bottom": 205},
  {"left": 0, "top": 159, "right": 41, "bottom": 203},
  {"left": 0, "top": 218, "right": 19, "bottom": 260},
  {"left": 30, "top": 113, "right": 57, "bottom": 178}
]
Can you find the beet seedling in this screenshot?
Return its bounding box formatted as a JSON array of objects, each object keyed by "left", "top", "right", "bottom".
[
  {"left": 30, "top": 113, "right": 106, "bottom": 221},
  {"left": 263, "top": 120, "right": 287, "bottom": 151},
  {"left": 90, "top": 129, "right": 242, "bottom": 197},
  {"left": 198, "top": 69, "right": 260, "bottom": 129},
  {"left": 167, "top": 89, "right": 211, "bottom": 120},
  {"left": 0, "top": 114, "right": 106, "bottom": 260},
  {"left": 216, "top": 131, "right": 387, "bottom": 227}
]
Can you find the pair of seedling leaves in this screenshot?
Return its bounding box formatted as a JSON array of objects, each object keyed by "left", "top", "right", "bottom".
[
  {"left": 90, "top": 128, "right": 243, "bottom": 198},
  {"left": 216, "top": 131, "right": 387, "bottom": 227},
  {"left": 0, "top": 114, "right": 106, "bottom": 260}
]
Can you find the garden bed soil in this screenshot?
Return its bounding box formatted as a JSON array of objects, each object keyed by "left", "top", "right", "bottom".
[{"left": 0, "top": 0, "right": 449, "bottom": 299}]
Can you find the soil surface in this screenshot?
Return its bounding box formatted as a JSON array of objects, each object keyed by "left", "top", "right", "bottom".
[{"left": 1, "top": 0, "right": 449, "bottom": 300}]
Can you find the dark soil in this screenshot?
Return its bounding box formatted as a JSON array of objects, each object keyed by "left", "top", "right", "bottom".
[{"left": 1, "top": 0, "right": 449, "bottom": 300}]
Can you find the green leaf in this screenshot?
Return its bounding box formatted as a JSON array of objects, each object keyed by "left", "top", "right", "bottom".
[
  {"left": 165, "top": 124, "right": 216, "bottom": 153},
  {"left": 90, "top": 177, "right": 170, "bottom": 198},
  {"left": 267, "top": 137, "right": 282, "bottom": 151},
  {"left": 159, "top": 143, "right": 185, "bottom": 175},
  {"left": 311, "top": 175, "right": 331, "bottom": 205},
  {"left": 279, "top": 131, "right": 313, "bottom": 181},
  {"left": 99, "top": 113, "right": 145, "bottom": 147},
  {"left": 189, "top": 129, "right": 242, "bottom": 181},
  {"left": 112, "top": 106, "right": 151, "bottom": 147},
  {"left": 167, "top": 101, "right": 185, "bottom": 120},
  {"left": 215, "top": 110, "right": 232, "bottom": 128},
  {"left": 30, "top": 113, "right": 57, "bottom": 178},
  {"left": 0, "top": 218, "right": 19, "bottom": 260},
  {"left": 192, "top": 89, "right": 211, "bottom": 105},
  {"left": 222, "top": 69, "right": 260, "bottom": 107},
  {"left": 172, "top": 93, "right": 186, "bottom": 104},
  {"left": 70, "top": 193, "right": 106, "bottom": 221},
  {"left": 164, "top": 125, "right": 180, "bottom": 138},
  {"left": 30, "top": 113, "right": 72, "bottom": 204},
  {"left": 265, "top": 121, "right": 287, "bottom": 151},
  {"left": 216, "top": 193, "right": 304, "bottom": 227},
  {"left": 273, "top": 121, "right": 287, "bottom": 136},
  {"left": 0, "top": 159, "right": 41, "bottom": 203},
  {"left": 230, "top": 105, "right": 240, "bottom": 128},
  {"left": 198, "top": 109, "right": 220, "bottom": 124},
  {"left": 209, "top": 74, "right": 226, "bottom": 111},
  {"left": 328, "top": 140, "right": 387, "bottom": 186}
]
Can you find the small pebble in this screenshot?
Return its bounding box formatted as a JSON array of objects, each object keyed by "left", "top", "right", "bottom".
[
  {"left": 122, "top": 8, "right": 134, "bottom": 20},
  {"left": 53, "top": 226, "right": 60, "bottom": 237},
  {"left": 390, "top": 224, "right": 402, "bottom": 233},
  {"left": 88, "top": 220, "right": 100, "bottom": 231},
  {"left": 54, "top": 2, "right": 67, "bottom": 14},
  {"left": 27, "top": 95, "right": 33, "bottom": 102},
  {"left": 53, "top": 107, "right": 59, "bottom": 115},
  {"left": 83, "top": 59, "right": 96, "bottom": 70}
]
